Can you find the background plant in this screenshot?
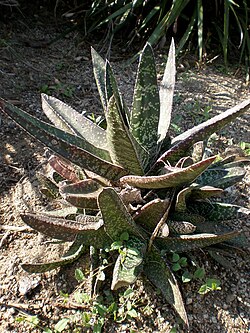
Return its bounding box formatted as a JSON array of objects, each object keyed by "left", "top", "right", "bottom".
[{"left": 0, "top": 40, "right": 249, "bottom": 329}]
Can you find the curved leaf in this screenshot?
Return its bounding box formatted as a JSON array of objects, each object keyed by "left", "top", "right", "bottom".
[
  {"left": 22, "top": 242, "right": 86, "bottom": 273},
  {"left": 20, "top": 213, "right": 103, "bottom": 241},
  {"left": 119, "top": 156, "right": 216, "bottom": 189},
  {"left": 133, "top": 198, "right": 170, "bottom": 231}
]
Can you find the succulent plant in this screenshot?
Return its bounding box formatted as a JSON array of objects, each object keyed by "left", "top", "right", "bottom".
[{"left": 1, "top": 40, "right": 250, "bottom": 328}]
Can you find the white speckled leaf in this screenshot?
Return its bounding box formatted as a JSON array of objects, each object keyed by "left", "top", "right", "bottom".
[
  {"left": 41, "top": 94, "right": 109, "bottom": 151},
  {"left": 130, "top": 43, "right": 160, "bottom": 155},
  {"left": 158, "top": 38, "right": 176, "bottom": 145}
]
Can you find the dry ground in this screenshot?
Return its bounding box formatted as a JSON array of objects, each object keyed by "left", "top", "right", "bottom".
[{"left": 0, "top": 7, "right": 249, "bottom": 333}]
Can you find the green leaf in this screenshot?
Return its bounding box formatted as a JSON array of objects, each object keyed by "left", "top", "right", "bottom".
[
  {"left": 196, "top": 165, "right": 246, "bottom": 189},
  {"left": 0, "top": 100, "right": 128, "bottom": 181},
  {"left": 43, "top": 328, "right": 53, "bottom": 333},
  {"left": 158, "top": 38, "right": 175, "bottom": 146},
  {"left": 144, "top": 247, "right": 188, "bottom": 326},
  {"left": 193, "top": 267, "right": 205, "bottom": 279},
  {"left": 172, "top": 253, "right": 180, "bottom": 262},
  {"left": 172, "top": 263, "right": 181, "bottom": 271},
  {"left": 147, "top": 0, "right": 190, "bottom": 47},
  {"left": 156, "top": 98, "right": 250, "bottom": 165},
  {"left": 119, "top": 156, "right": 216, "bottom": 189},
  {"left": 105, "top": 95, "right": 144, "bottom": 175},
  {"left": 54, "top": 318, "right": 69, "bottom": 332},
  {"left": 75, "top": 268, "right": 86, "bottom": 282},
  {"left": 182, "top": 270, "right": 193, "bottom": 283},
  {"left": 91, "top": 47, "right": 107, "bottom": 111},
  {"left": 111, "top": 237, "right": 146, "bottom": 290},
  {"left": 127, "top": 309, "right": 138, "bottom": 318},
  {"left": 189, "top": 201, "right": 250, "bottom": 221},
  {"left": 41, "top": 94, "right": 108, "bottom": 150},
  {"left": 98, "top": 187, "right": 145, "bottom": 240},
  {"left": 123, "top": 288, "right": 134, "bottom": 298},
  {"left": 120, "top": 232, "right": 129, "bottom": 241},
  {"left": 22, "top": 242, "right": 86, "bottom": 273},
  {"left": 156, "top": 231, "right": 241, "bottom": 252},
  {"left": 130, "top": 43, "right": 160, "bottom": 155},
  {"left": 134, "top": 198, "right": 170, "bottom": 231}
]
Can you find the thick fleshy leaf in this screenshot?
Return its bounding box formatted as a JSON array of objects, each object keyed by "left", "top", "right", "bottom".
[
  {"left": 105, "top": 61, "right": 130, "bottom": 126},
  {"left": 41, "top": 94, "right": 109, "bottom": 150},
  {"left": 174, "top": 184, "right": 223, "bottom": 211},
  {"left": 60, "top": 179, "right": 103, "bottom": 210},
  {"left": 0, "top": 100, "right": 128, "bottom": 181},
  {"left": 207, "top": 249, "right": 234, "bottom": 269},
  {"left": 133, "top": 198, "right": 170, "bottom": 231},
  {"left": 157, "top": 38, "right": 175, "bottom": 146},
  {"left": 167, "top": 220, "right": 196, "bottom": 235},
  {"left": 22, "top": 242, "right": 86, "bottom": 273},
  {"left": 175, "top": 187, "right": 193, "bottom": 212},
  {"left": 156, "top": 231, "right": 241, "bottom": 252},
  {"left": 190, "top": 218, "right": 249, "bottom": 248},
  {"left": 119, "top": 156, "right": 216, "bottom": 189},
  {"left": 156, "top": 98, "right": 250, "bottom": 165},
  {"left": 36, "top": 172, "right": 59, "bottom": 199},
  {"left": 91, "top": 47, "right": 107, "bottom": 111},
  {"left": 130, "top": 43, "right": 160, "bottom": 155},
  {"left": 105, "top": 95, "right": 144, "bottom": 175},
  {"left": 189, "top": 186, "right": 224, "bottom": 200},
  {"left": 111, "top": 237, "right": 146, "bottom": 290},
  {"left": 48, "top": 155, "right": 81, "bottom": 182},
  {"left": 195, "top": 165, "right": 246, "bottom": 189},
  {"left": 189, "top": 201, "right": 250, "bottom": 221},
  {"left": 98, "top": 187, "right": 145, "bottom": 240},
  {"left": 144, "top": 247, "right": 188, "bottom": 326},
  {"left": 42, "top": 206, "right": 78, "bottom": 218},
  {"left": 20, "top": 213, "right": 103, "bottom": 241},
  {"left": 171, "top": 211, "right": 205, "bottom": 224}
]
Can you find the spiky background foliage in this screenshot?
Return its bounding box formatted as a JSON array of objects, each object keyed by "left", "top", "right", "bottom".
[{"left": 0, "top": 40, "right": 249, "bottom": 327}]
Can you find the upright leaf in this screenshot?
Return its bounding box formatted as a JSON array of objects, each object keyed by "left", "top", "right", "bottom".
[
  {"left": 158, "top": 38, "right": 176, "bottom": 146},
  {"left": 106, "top": 96, "right": 144, "bottom": 175},
  {"left": 91, "top": 47, "right": 107, "bottom": 111},
  {"left": 130, "top": 43, "right": 160, "bottom": 155}
]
